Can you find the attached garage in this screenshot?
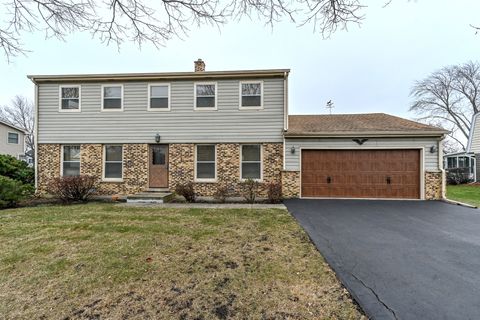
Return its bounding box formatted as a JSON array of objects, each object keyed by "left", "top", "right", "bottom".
[{"left": 283, "top": 113, "right": 448, "bottom": 200}]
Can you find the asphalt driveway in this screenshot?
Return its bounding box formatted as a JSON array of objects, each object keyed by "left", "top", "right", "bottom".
[{"left": 285, "top": 199, "right": 480, "bottom": 320}]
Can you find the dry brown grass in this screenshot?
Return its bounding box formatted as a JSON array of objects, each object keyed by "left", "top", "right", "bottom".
[{"left": 0, "top": 203, "right": 364, "bottom": 319}]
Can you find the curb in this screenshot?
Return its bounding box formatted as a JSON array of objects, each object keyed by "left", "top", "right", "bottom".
[{"left": 442, "top": 198, "right": 478, "bottom": 209}]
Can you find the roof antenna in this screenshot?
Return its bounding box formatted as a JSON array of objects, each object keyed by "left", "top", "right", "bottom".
[{"left": 326, "top": 100, "right": 334, "bottom": 115}]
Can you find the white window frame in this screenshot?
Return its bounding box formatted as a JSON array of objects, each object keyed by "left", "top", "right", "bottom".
[
  {"left": 61, "top": 145, "right": 81, "bottom": 177},
  {"left": 240, "top": 144, "right": 263, "bottom": 181},
  {"left": 194, "top": 82, "right": 217, "bottom": 110},
  {"left": 58, "top": 85, "right": 81, "bottom": 112},
  {"left": 239, "top": 81, "right": 263, "bottom": 110},
  {"left": 101, "top": 84, "right": 124, "bottom": 111},
  {"left": 103, "top": 144, "right": 123, "bottom": 181},
  {"left": 7, "top": 131, "right": 19, "bottom": 145},
  {"left": 194, "top": 144, "right": 217, "bottom": 182},
  {"left": 148, "top": 83, "right": 171, "bottom": 111}
]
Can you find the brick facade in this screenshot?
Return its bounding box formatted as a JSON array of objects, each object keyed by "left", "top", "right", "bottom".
[
  {"left": 425, "top": 171, "right": 443, "bottom": 200},
  {"left": 281, "top": 171, "right": 300, "bottom": 198}
]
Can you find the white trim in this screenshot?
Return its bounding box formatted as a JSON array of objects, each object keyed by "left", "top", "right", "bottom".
[
  {"left": 60, "top": 145, "right": 81, "bottom": 177},
  {"left": 240, "top": 144, "right": 263, "bottom": 181},
  {"left": 194, "top": 82, "right": 217, "bottom": 111},
  {"left": 239, "top": 81, "right": 263, "bottom": 110},
  {"left": 298, "top": 147, "right": 425, "bottom": 200},
  {"left": 467, "top": 112, "right": 480, "bottom": 152},
  {"left": 147, "top": 83, "right": 171, "bottom": 111},
  {"left": 6, "top": 131, "right": 19, "bottom": 145},
  {"left": 102, "top": 144, "right": 124, "bottom": 182},
  {"left": 34, "top": 84, "right": 38, "bottom": 190},
  {"left": 101, "top": 84, "right": 124, "bottom": 111},
  {"left": 58, "top": 85, "right": 81, "bottom": 112},
  {"left": 194, "top": 144, "right": 217, "bottom": 182}
]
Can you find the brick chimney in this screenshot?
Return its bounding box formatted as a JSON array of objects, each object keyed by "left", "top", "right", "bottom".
[{"left": 194, "top": 58, "right": 205, "bottom": 72}]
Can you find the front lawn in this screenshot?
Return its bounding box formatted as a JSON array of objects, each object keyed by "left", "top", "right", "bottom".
[
  {"left": 447, "top": 184, "right": 480, "bottom": 207},
  {"left": 0, "top": 203, "right": 362, "bottom": 319}
]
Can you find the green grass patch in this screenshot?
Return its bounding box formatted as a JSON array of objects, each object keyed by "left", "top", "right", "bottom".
[
  {"left": 0, "top": 203, "right": 362, "bottom": 319},
  {"left": 447, "top": 185, "right": 480, "bottom": 207}
]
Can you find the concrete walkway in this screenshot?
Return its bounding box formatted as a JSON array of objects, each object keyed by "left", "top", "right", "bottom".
[{"left": 120, "top": 202, "right": 286, "bottom": 209}]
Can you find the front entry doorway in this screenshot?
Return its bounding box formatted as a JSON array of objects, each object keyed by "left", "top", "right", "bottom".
[{"left": 149, "top": 144, "right": 168, "bottom": 188}]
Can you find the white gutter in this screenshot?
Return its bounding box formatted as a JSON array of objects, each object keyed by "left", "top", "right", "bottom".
[
  {"left": 438, "top": 135, "right": 446, "bottom": 199},
  {"left": 32, "top": 81, "right": 39, "bottom": 191},
  {"left": 466, "top": 112, "right": 480, "bottom": 152}
]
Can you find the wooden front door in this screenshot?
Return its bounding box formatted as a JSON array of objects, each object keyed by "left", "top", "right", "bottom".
[
  {"left": 301, "top": 149, "right": 420, "bottom": 199},
  {"left": 149, "top": 145, "right": 168, "bottom": 188}
]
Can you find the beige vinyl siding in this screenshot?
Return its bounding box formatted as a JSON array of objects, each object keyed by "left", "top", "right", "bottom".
[
  {"left": 469, "top": 115, "right": 480, "bottom": 153},
  {"left": 284, "top": 137, "right": 442, "bottom": 171},
  {"left": 0, "top": 123, "right": 25, "bottom": 158},
  {"left": 37, "top": 79, "right": 284, "bottom": 144}
]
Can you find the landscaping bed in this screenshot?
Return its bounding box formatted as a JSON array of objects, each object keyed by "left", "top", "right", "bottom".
[{"left": 0, "top": 203, "right": 363, "bottom": 319}]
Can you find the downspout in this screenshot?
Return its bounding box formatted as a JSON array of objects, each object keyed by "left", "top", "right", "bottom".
[
  {"left": 32, "top": 80, "right": 39, "bottom": 191},
  {"left": 439, "top": 135, "right": 446, "bottom": 199},
  {"left": 283, "top": 71, "right": 289, "bottom": 170}
]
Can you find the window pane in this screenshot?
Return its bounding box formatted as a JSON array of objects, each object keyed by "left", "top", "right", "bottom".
[
  {"left": 151, "top": 86, "right": 168, "bottom": 97},
  {"left": 106, "top": 146, "right": 122, "bottom": 161},
  {"left": 197, "top": 163, "right": 215, "bottom": 179},
  {"left": 242, "top": 96, "right": 261, "bottom": 107},
  {"left": 242, "top": 163, "right": 261, "bottom": 179},
  {"left": 197, "top": 145, "right": 215, "bottom": 161},
  {"left": 242, "top": 83, "right": 261, "bottom": 96},
  {"left": 63, "top": 162, "right": 80, "bottom": 176},
  {"left": 105, "top": 163, "right": 122, "bottom": 178},
  {"left": 62, "top": 99, "right": 79, "bottom": 109},
  {"left": 242, "top": 145, "right": 261, "bottom": 161},
  {"left": 61, "top": 87, "right": 79, "bottom": 99},
  {"left": 7, "top": 133, "right": 18, "bottom": 144},
  {"left": 196, "top": 97, "right": 215, "bottom": 108},
  {"left": 152, "top": 146, "right": 166, "bottom": 165},
  {"left": 64, "top": 146, "right": 80, "bottom": 161},
  {"left": 150, "top": 98, "right": 169, "bottom": 108},
  {"left": 104, "top": 86, "right": 121, "bottom": 98},
  {"left": 197, "top": 84, "right": 215, "bottom": 96},
  {"left": 103, "top": 98, "right": 122, "bottom": 109}
]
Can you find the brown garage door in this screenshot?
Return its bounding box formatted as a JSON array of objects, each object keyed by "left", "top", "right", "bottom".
[{"left": 301, "top": 149, "right": 420, "bottom": 199}]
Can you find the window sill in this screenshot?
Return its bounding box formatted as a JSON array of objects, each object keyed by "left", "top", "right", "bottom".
[
  {"left": 193, "top": 108, "right": 217, "bottom": 111},
  {"left": 195, "top": 179, "right": 217, "bottom": 183},
  {"left": 239, "top": 106, "right": 263, "bottom": 110},
  {"left": 147, "top": 108, "right": 171, "bottom": 112},
  {"left": 101, "top": 109, "right": 124, "bottom": 112},
  {"left": 102, "top": 179, "right": 124, "bottom": 183},
  {"left": 58, "top": 109, "right": 81, "bottom": 112}
]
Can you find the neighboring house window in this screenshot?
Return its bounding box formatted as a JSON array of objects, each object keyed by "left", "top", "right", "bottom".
[
  {"left": 102, "top": 85, "right": 123, "bottom": 110},
  {"left": 148, "top": 84, "right": 170, "bottom": 110},
  {"left": 196, "top": 145, "right": 216, "bottom": 180},
  {"left": 7, "top": 132, "right": 19, "bottom": 144},
  {"left": 104, "top": 145, "right": 123, "bottom": 180},
  {"left": 62, "top": 145, "right": 80, "bottom": 176},
  {"left": 447, "top": 157, "right": 457, "bottom": 168},
  {"left": 60, "top": 86, "right": 80, "bottom": 110},
  {"left": 195, "top": 83, "right": 216, "bottom": 109},
  {"left": 240, "top": 82, "right": 262, "bottom": 108},
  {"left": 241, "top": 144, "right": 262, "bottom": 180}
]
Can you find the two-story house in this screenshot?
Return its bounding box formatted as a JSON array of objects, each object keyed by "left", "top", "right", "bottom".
[
  {"left": 0, "top": 120, "right": 26, "bottom": 159},
  {"left": 29, "top": 59, "right": 448, "bottom": 200}
]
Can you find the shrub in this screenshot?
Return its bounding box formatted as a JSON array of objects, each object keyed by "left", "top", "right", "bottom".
[
  {"left": 0, "top": 154, "right": 34, "bottom": 185},
  {"left": 267, "top": 182, "right": 282, "bottom": 203},
  {"left": 0, "top": 175, "right": 34, "bottom": 208},
  {"left": 49, "top": 175, "right": 98, "bottom": 203},
  {"left": 240, "top": 178, "right": 261, "bottom": 204},
  {"left": 446, "top": 169, "right": 473, "bottom": 185},
  {"left": 175, "top": 182, "right": 196, "bottom": 203},
  {"left": 214, "top": 185, "right": 231, "bottom": 203}
]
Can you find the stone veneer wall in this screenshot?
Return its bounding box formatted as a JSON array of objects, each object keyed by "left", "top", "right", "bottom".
[
  {"left": 169, "top": 143, "right": 283, "bottom": 197},
  {"left": 424, "top": 171, "right": 443, "bottom": 200},
  {"left": 281, "top": 171, "right": 300, "bottom": 198},
  {"left": 37, "top": 144, "right": 148, "bottom": 195}
]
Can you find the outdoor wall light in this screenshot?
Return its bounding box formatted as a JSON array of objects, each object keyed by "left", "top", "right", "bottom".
[
  {"left": 155, "top": 133, "right": 161, "bottom": 143},
  {"left": 290, "top": 146, "right": 296, "bottom": 154},
  {"left": 430, "top": 145, "right": 437, "bottom": 154}
]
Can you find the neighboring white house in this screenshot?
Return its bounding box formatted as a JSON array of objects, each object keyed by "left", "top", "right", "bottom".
[
  {"left": 466, "top": 112, "right": 480, "bottom": 182},
  {"left": 0, "top": 120, "right": 26, "bottom": 159}
]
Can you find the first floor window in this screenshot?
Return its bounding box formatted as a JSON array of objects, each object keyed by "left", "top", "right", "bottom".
[
  {"left": 196, "top": 145, "right": 216, "bottom": 180},
  {"left": 102, "top": 85, "right": 123, "bottom": 109},
  {"left": 7, "top": 132, "right": 19, "bottom": 144},
  {"left": 241, "top": 144, "right": 261, "bottom": 180},
  {"left": 60, "top": 86, "right": 80, "bottom": 110},
  {"left": 63, "top": 145, "right": 80, "bottom": 176},
  {"left": 104, "top": 145, "right": 123, "bottom": 179}
]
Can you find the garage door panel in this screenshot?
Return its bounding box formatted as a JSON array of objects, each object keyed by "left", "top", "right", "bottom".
[{"left": 301, "top": 149, "right": 420, "bottom": 199}]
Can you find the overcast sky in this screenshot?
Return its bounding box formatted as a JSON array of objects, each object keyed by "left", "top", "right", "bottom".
[{"left": 1, "top": 0, "right": 479, "bottom": 118}]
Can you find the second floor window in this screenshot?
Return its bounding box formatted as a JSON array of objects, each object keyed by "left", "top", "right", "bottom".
[
  {"left": 240, "top": 82, "right": 262, "bottom": 108},
  {"left": 62, "top": 145, "right": 80, "bottom": 176},
  {"left": 102, "top": 85, "right": 123, "bottom": 110},
  {"left": 195, "top": 83, "right": 216, "bottom": 109},
  {"left": 7, "top": 132, "right": 19, "bottom": 144},
  {"left": 60, "top": 86, "right": 80, "bottom": 110},
  {"left": 149, "top": 84, "right": 170, "bottom": 110}
]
